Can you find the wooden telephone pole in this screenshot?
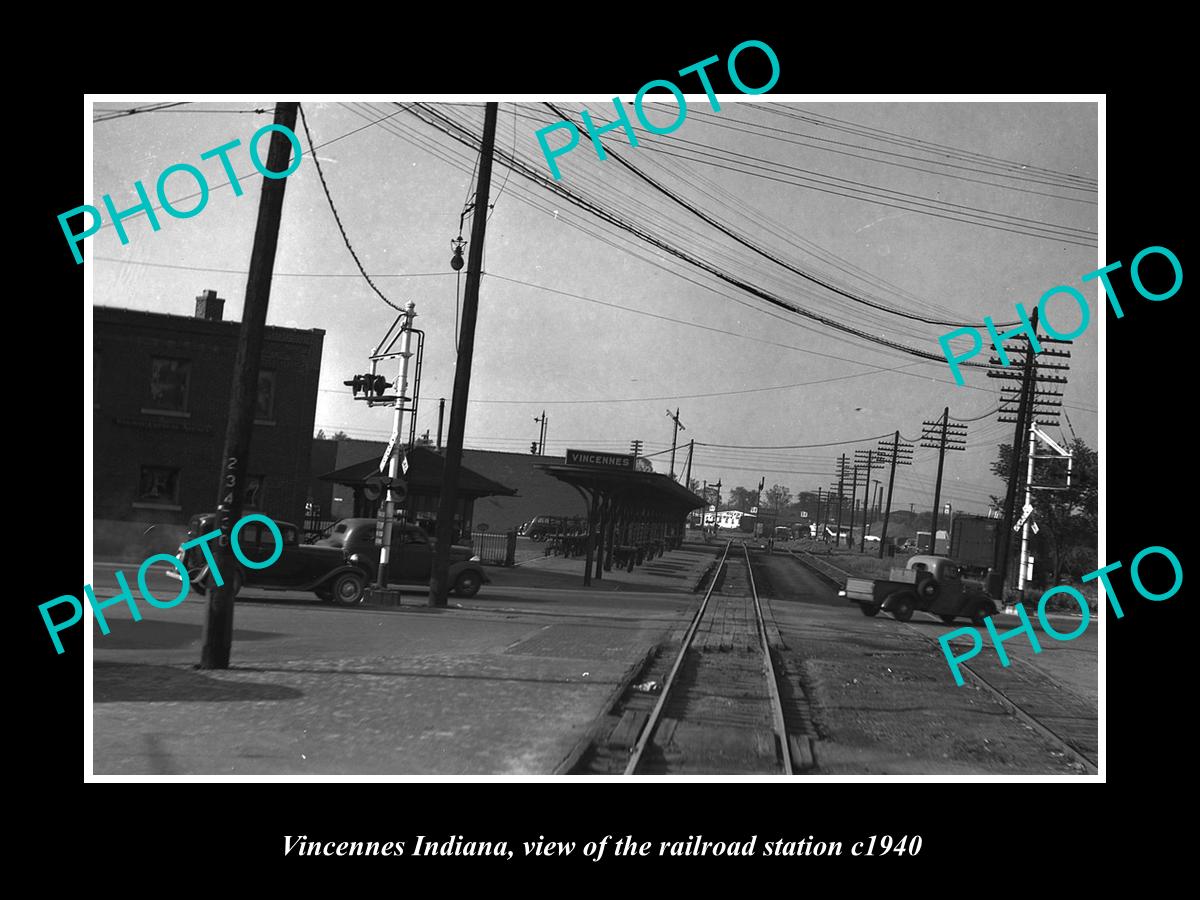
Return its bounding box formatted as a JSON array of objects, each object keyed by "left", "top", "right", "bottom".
[
  {"left": 429, "top": 102, "right": 498, "bottom": 608},
  {"left": 199, "top": 102, "right": 298, "bottom": 669}
]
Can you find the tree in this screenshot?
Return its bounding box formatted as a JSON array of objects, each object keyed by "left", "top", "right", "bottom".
[
  {"left": 728, "top": 486, "right": 755, "bottom": 511},
  {"left": 764, "top": 483, "right": 793, "bottom": 512},
  {"left": 315, "top": 429, "right": 327, "bottom": 440},
  {"left": 991, "top": 436, "right": 1097, "bottom": 582},
  {"left": 332, "top": 430, "right": 349, "bottom": 441},
  {"left": 635, "top": 457, "right": 654, "bottom": 472},
  {"left": 688, "top": 477, "right": 701, "bottom": 494}
]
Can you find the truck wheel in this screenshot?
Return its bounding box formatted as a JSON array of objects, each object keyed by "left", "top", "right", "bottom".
[
  {"left": 860, "top": 602, "right": 881, "bottom": 617},
  {"left": 454, "top": 571, "right": 482, "bottom": 598},
  {"left": 330, "top": 572, "right": 365, "bottom": 606},
  {"left": 939, "top": 614, "right": 958, "bottom": 625},
  {"left": 917, "top": 576, "right": 939, "bottom": 600},
  {"left": 970, "top": 600, "right": 997, "bottom": 627},
  {"left": 888, "top": 593, "right": 914, "bottom": 622}
]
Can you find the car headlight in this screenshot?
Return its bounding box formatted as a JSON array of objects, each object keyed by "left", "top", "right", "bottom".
[
  {"left": 469, "top": 555, "right": 481, "bottom": 562},
  {"left": 349, "top": 553, "right": 363, "bottom": 565}
]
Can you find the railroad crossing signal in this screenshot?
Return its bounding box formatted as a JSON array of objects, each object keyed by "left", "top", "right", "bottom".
[{"left": 344, "top": 373, "right": 394, "bottom": 400}]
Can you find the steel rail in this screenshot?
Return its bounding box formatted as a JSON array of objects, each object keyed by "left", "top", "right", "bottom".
[
  {"left": 743, "top": 542, "right": 794, "bottom": 775},
  {"left": 897, "top": 621, "right": 1098, "bottom": 774},
  {"left": 624, "top": 539, "right": 732, "bottom": 775}
]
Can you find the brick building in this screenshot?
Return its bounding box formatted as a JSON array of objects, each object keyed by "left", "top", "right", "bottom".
[{"left": 93, "top": 291, "right": 325, "bottom": 558}]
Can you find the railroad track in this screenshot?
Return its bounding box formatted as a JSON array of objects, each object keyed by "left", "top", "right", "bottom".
[
  {"left": 618, "top": 540, "right": 797, "bottom": 775},
  {"left": 785, "top": 545, "right": 1098, "bottom": 773}
]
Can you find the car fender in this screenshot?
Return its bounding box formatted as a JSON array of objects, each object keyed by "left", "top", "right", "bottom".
[
  {"left": 448, "top": 560, "right": 490, "bottom": 584},
  {"left": 308, "top": 565, "right": 371, "bottom": 590}
]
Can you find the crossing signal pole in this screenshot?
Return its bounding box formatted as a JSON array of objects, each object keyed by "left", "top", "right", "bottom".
[
  {"left": 921, "top": 407, "right": 968, "bottom": 554},
  {"left": 877, "top": 432, "right": 914, "bottom": 558},
  {"left": 430, "top": 102, "right": 498, "bottom": 608}
]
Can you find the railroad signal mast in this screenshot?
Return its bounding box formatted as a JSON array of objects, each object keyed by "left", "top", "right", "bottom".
[{"left": 920, "top": 408, "right": 968, "bottom": 554}]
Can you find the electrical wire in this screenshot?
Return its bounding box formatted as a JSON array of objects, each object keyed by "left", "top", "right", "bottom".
[
  {"left": 404, "top": 102, "right": 988, "bottom": 369},
  {"left": 93, "top": 101, "right": 188, "bottom": 123},
  {"left": 297, "top": 103, "right": 403, "bottom": 312},
  {"left": 544, "top": 101, "right": 1026, "bottom": 328}
]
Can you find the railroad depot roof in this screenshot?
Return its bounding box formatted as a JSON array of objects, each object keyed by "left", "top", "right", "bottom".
[
  {"left": 317, "top": 446, "right": 517, "bottom": 498},
  {"left": 538, "top": 463, "right": 705, "bottom": 513}
]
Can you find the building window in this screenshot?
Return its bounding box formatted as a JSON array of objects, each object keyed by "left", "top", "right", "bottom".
[
  {"left": 147, "top": 358, "right": 191, "bottom": 413},
  {"left": 255, "top": 370, "right": 276, "bottom": 423},
  {"left": 136, "top": 466, "right": 180, "bottom": 507},
  {"left": 245, "top": 475, "right": 265, "bottom": 509}
]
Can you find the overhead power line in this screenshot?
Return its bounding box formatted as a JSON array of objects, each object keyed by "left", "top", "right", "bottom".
[
  {"left": 297, "top": 103, "right": 403, "bottom": 312},
  {"left": 543, "top": 102, "right": 1022, "bottom": 329},
  {"left": 403, "top": 103, "right": 988, "bottom": 370}
]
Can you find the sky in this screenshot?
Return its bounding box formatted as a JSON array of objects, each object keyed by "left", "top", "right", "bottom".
[{"left": 88, "top": 97, "right": 1098, "bottom": 518}]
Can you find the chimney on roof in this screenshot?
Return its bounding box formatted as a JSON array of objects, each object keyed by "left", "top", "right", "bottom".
[{"left": 195, "top": 289, "right": 225, "bottom": 321}]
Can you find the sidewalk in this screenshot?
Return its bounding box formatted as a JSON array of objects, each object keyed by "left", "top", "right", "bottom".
[
  {"left": 90, "top": 575, "right": 701, "bottom": 776},
  {"left": 512, "top": 546, "right": 716, "bottom": 593}
]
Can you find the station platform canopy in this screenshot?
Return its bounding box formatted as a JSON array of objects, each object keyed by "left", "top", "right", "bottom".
[{"left": 537, "top": 449, "right": 706, "bottom": 586}]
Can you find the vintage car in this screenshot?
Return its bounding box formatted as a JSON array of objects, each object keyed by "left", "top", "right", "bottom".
[
  {"left": 169, "top": 513, "right": 370, "bottom": 605},
  {"left": 312, "top": 518, "right": 488, "bottom": 598}
]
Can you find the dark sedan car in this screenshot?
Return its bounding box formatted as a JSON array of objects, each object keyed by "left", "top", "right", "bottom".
[
  {"left": 169, "top": 513, "right": 370, "bottom": 605},
  {"left": 313, "top": 519, "right": 488, "bottom": 598}
]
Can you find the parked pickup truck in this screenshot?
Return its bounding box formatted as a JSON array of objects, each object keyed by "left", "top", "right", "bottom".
[{"left": 839, "top": 554, "right": 997, "bottom": 625}]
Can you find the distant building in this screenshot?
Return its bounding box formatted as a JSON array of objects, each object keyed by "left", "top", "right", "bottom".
[
  {"left": 704, "top": 509, "right": 746, "bottom": 529},
  {"left": 93, "top": 292, "right": 325, "bottom": 558},
  {"left": 311, "top": 444, "right": 516, "bottom": 537},
  {"left": 307, "top": 444, "right": 581, "bottom": 535}
]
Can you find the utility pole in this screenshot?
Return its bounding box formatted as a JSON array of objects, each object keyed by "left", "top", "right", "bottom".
[
  {"left": 877, "top": 431, "right": 914, "bottom": 559},
  {"left": 755, "top": 475, "right": 764, "bottom": 537},
  {"left": 921, "top": 407, "right": 967, "bottom": 555},
  {"left": 814, "top": 487, "right": 824, "bottom": 540},
  {"left": 430, "top": 102, "right": 498, "bottom": 608},
  {"left": 534, "top": 410, "right": 548, "bottom": 455},
  {"left": 831, "top": 454, "right": 847, "bottom": 547},
  {"left": 436, "top": 397, "right": 445, "bottom": 450},
  {"left": 683, "top": 439, "right": 694, "bottom": 489},
  {"left": 630, "top": 438, "right": 643, "bottom": 458},
  {"left": 847, "top": 463, "right": 860, "bottom": 550},
  {"left": 665, "top": 408, "right": 686, "bottom": 480},
  {"left": 199, "top": 102, "right": 298, "bottom": 670},
  {"left": 987, "top": 310, "right": 1071, "bottom": 600},
  {"left": 854, "top": 449, "right": 881, "bottom": 551}
]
